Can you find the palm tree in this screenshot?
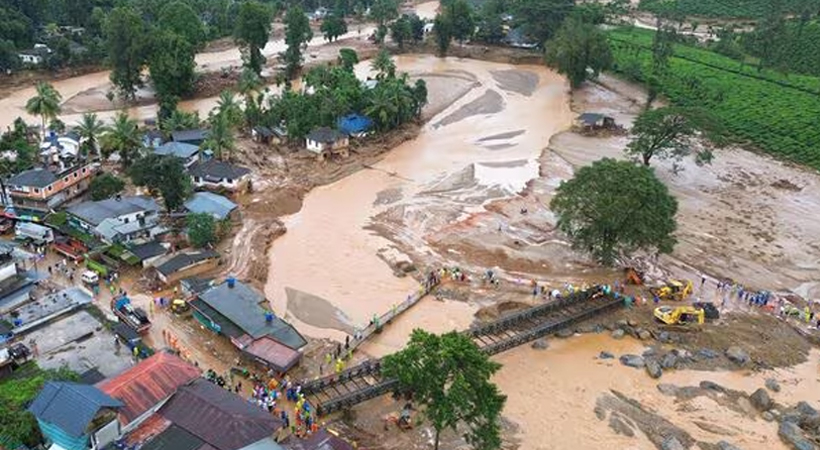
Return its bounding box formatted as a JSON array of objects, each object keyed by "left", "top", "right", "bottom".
[
  {"left": 101, "top": 112, "right": 143, "bottom": 168},
  {"left": 215, "top": 91, "right": 242, "bottom": 129},
  {"left": 75, "top": 113, "right": 106, "bottom": 157},
  {"left": 371, "top": 49, "right": 396, "bottom": 80},
  {"left": 25, "top": 82, "right": 62, "bottom": 137},
  {"left": 204, "top": 112, "right": 235, "bottom": 161},
  {"left": 161, "top": 108, "right": 200, "bottom": 133},
  {"left": 365, "top": 87, "right": 398, "bottom": 131}
]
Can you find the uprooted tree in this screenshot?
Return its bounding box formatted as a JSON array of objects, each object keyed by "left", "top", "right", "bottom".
[
  {"left": 549, "top": 158, "right": 678, "bottom": 266},
  {"left": 382, "top": 330, "right": 506, "bottom": 450}
]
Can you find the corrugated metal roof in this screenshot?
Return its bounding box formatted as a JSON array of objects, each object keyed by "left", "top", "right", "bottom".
[
  {"left": 159, "top": 379, "right": 283, "bottom": 450},
  {"left": 98, "top": 352, "right": 201, "bottom": 425},
  {"left": 184, "top": 192, "right": 237, "bottom": 220},
  {"left": 8, "top": 168, "right": 56, "bottom": 188},
  {"left": 281, "top": 429, "right": 356, "bottom": 450},
  {"left": 67, "top": 196, "right": 160, "bottom": 226},
  {"left": 154, "top": 142, "right": 199, "bottom": 159},
  {"left": 244, "top": 336, "right": 301, "bottom": 372},
  {"left": 28, "top": 382, "right": 123, "bottom": 437},
  {"left": 198, "top": 281, "right": 307, "bottom": 349},
  {"left": 155, "top": 250, "right": 219, "bottom": 276},
  {"left": 141, "top": 424, "right": 204, "bottom": 450}
]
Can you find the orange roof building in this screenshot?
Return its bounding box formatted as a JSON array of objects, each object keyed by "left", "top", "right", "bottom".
[{"left": 98, "top": 351, "right": 200, "bottom": 429}]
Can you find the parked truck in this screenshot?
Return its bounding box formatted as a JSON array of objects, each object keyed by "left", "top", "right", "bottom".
[
  {"left": 111, "top": 295, "right": 151, "bottom": 334},
  {"left": 14, "top": 221, "right": 54, "bottom": 244},
  {"left": 51, "top": 237, "right": 87, "bottom": 261}
]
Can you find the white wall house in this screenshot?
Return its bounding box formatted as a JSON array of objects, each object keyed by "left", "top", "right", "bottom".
[
  {"left": 305, "top": 127, "right": 349, "bottom": 160},
  {"left": 188, "top": 159, "right": 251, "bottom": 191}
]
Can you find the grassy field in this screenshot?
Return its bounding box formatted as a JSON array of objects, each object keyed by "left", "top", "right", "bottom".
[
  {"left": 608, "top": 28, "right": 820, "bottom": 170},
  {"left": 638, "top": 0, "right": 820, "bottom": 19}
]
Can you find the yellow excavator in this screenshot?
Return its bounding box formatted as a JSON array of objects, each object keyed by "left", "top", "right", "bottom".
[
  {"left": 654, "top": 305, "right": 705, "bottom": 325},
  {"left": 650, "top": 279, "right": 694, "bottom": 301}
]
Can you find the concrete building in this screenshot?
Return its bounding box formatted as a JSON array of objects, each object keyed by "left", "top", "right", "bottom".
[
  {"left": 153, "top": 250, "right": 220, "bottom": 285},
  {"left": 6, "top": 163, "right": 98, "bottom": 212},
  {"left": 183, "top": 192, "right": 237, "bottom": 220},
  {"left": 188, "top": 159, "right": 251, "bottom": 192},
  {"left": 305, "top": 127, "right": 349, "bottom": 160},
  {"left": 153, "top": 142, "right": 200, "bottom": 168},
  {"left": 67, "top": 196, "right": 163, "bottom": 245}
]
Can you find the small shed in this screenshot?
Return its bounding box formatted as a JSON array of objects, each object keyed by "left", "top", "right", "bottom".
[
  {"left": 337, "top": 114, "right": 373, "bottom": 137},
  {"left": 251, "top": 126, "right": 275, "bottom": 145},
  {"left": 305, "top": 127, "right": 349, "bottom": 161},
  {"left": 575, "top": 113, "right": 616, "bottom": 130}
]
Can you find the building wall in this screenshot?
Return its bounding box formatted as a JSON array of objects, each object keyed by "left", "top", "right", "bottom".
[
  {"left": 192, "top": 174, "right": 249, "bottom": 191},
  {"left": 306, "top": 139, "right": 326, "bottom": 152},
  {"left": 9, "top": 164, "right": 96, "bottom": 201},
  {"left": 157, "top": 258, "right": 219, "bottom": 285},
  {"left": 0, "top": 262, "right": 18, "bottom": 284},
  {"left": 37, "top": 419, "right": 90, "bottom": 450}
]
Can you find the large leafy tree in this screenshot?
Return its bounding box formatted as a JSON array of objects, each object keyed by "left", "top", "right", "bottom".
[
  {"left": 282, "top": 6, "right": 313, "bottom": 79},
  {"left": 215, "top": 90, "right": 243, "bottom": 128},
  {"left": 369, "top": 0, "right": 399, "bottom": 27},
  {"left": 321, "top": 14, "right": 347, "bottom": 42},
  {"left": 625, "top": 107, "right": 725, "bottom": 166},
  {"left": 187, "top": 212, "right": 217, "bottom": 248},
  {"left": 234, "top": 1, "right": 273, "bottom": 76},
  {"left": 128, "top": 154, "right": 191, "bottom": 211},
  {"left": 511, "top": 0, "right": 574, "bottom": 44},
  {"left": 25, "top": 82, "right": 62, "bottom": 135},
  {"left": 550, "top": 158, "right": 678, "bottom": 265},
  {"left": 382, "top": 330, "right": 506, "bottom": 450},
  {"left": 89, "top": 173, "right": 126, "bottom": 200},
  {"left": 101, "top": 112, "right": 143, "bottom": 168},
  {"left": 104, "top": 7, "right": 148, "bottom": 100},
  {"left": 389, "top": 15, "right": 413, "bottom": 50},
  {"left": 544, "top": 17, "right": 612, "bottom": 89},
  {"left": 338, "top": 48, "right": 359, "bottom": 72},
  {"left": 75, "top": 113, "right": 105, "bottom": 156},
  {"left": 148, "top": 31, "right": 197, "bottom": 111},
  {"left": 447, "top": 0, "right": 475, "bottom": 44},
  {"left": 433, "top": 13, "right": 453, "bottom": 56},
  {"left": 475, "top": 0, "right": 505, "bottom": 44},
  {"left": 371, "top": 48, "right": 396, "bottom": 80},
  {"left": 158, "top": 1, "right": 206, "bottom": 49}
]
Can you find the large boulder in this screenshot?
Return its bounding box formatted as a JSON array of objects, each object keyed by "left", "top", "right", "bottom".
[
  {"left": 620, "top": 354, "right": 645, "bottom": 368},
  {"left": 657, "top": 384, "right": 680, "bottom": 396},
  {"left": 697, "top": 348, "right": 719, "bottom": 359},
  {"left": 750, "top": 388, "right": 773, "bottom": 411},
  {"left": 766, "top": 378, "right": 782, "bottom": 393},
  {"left": 611, "top": 329, "right": 625, "bottom": 340},
  {"left": 762, "top": 411, "right": 775, "bottom": 422},
  {"left": 778, "top": 421, "right": 817, "bottom": 450},
  {"left": 657, "top": 331, "right": 671, "bottom": 343},
  {"left": 661, "top": 352, "right": 678, "bottom": 370},
  {"left": 661, "top": 436, "right": 686, "bottom": 450},
  {"left": 637, "top": 329, "right": 652, "bottom": 340},
  {"left": 718, "top": 441, "right": 744, "bottom": 450},
  {"left": 556, "top": 329, "right": 574, "bottom": 338},
  {"left": 599, "top": 351, "right": 614, "bottom": 360},
  {"left": 645, "top": 359, "right": 663, "bottom": 379},
  {"left": 700, "top": 381, "right": 727, "bottom": 392},
  {"left": 726, "top": 346, "right": 750, "bottom": 365},
  {"left": 531, "top": 338, "right": 549, "bottom": 350},
  {"left": 796, "top": 402, "right": 818, "bottom": 417}
]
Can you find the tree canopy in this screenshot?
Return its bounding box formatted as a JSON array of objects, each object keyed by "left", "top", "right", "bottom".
[
  {"left": 100, "top": 112, "right": 143, "bottom": 168},
  {"left": 321, "top": 14, "right": 348, "bottom": 42},
  {"left": 433, "top": 13, "right": 453, "bottom": 56},
  {"left": 382, "top": 330, "right": 506, "bottom": 450},
  {"left": 234, "top": 1, "right": 273, "bottom": 76},
  {"left": 544, "top": 17, "right": 612, "bottom": 89},
  {"left": 511, "top": 0, "right": 574, "bottom": 44},
  {"left": 89, "top": 172, "right": 125, "bottom": 200},
  {"left": 282, "top": 6, "right": 313, "bottom": 79},
  {"left": 128, "top": 154, "right": 191, "bottom": 211},
  {"left": 158, "top": 1, "right": 206, "bottom": 49},
  {"left": 187, "top": 212, "right": 217, "bottom": 248},
  {"left": 549, "top": 158, "right": 678, "bottom": 265},
  {"left": 25, "top": 82, "right": 62, "bottom": 134},
  {"left": 447, "top": 0, "right": 475, "bottom": 44},
  {"left": 104, "top": 7, "right": 147, "bottom": 100},
  {"left": 148, "top": 30, "right": 197, "bottom": 110},
  {"left": 625, "top": 106, "right": 725, "bottom": 166},
  {"left": 75, "top": 112, "right": 105, "bottom": 156}
]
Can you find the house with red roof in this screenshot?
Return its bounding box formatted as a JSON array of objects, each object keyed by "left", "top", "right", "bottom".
[{"left": 97, "top": 351, "right": 200, "bottom": 432}]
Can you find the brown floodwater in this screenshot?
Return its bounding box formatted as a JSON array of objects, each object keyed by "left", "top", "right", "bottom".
[{"left": 264, "top": 55, "right": 572, "bottom": 338}]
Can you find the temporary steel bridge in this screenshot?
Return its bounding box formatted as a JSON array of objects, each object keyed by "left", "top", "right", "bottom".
[{"left": 301, "top": 288, "right": 622, "bottom": 416}]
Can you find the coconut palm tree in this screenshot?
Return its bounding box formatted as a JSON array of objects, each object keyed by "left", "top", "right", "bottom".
[
  {"left": 75, "top": 113, "right": 106, "bottom": 157},
  {"left": 215, "top": 91, "right": 243, "bottom": 129},
  {"left": 365, "top": 87, "right": 398, "bottom": 131},
  {"left": 371, "top": 49, "right": 396, "bottom": 80},
  {"left": 160, "top": 108, "right": 200, "bottom": 133},
  {"left": 25, "top": 82, "right": 62, "bottom": 137},
  {"left": 204, "top": 112, "right": 235, "bottom": 161},
  {"left": 101, "top": 112, "right": 143, "bottom": 168}
]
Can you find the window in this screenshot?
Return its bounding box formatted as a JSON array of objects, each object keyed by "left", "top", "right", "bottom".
[
  {"left": 48, "top": 186, "right": 53, "bottom": 192},
  {"left": 33, "top": 188, "right": 40, "bottom": 194},
  {"left": 73, "top": 172, "right": 78, "bottom": 178},
  {"left": 194, "top": 177, "right": 201, "bottom": 183},
  {"left": 227, "top": 178, "right": 233, "bottom": 184},
  {"left": 64, "top": 177, "right": 69, "bottom": 183},
  {"left": 82, "top": 168, "right": 87, "bottom": 174},
  {"left": 123, "top": 217, "right": 129, "bottom": 224}
]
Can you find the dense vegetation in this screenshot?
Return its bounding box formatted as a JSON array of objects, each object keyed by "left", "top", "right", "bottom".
[
  {"left": 737, "top": 19, "right": 820, "bottom": 77},
  {"left": 638, "top": 0, "right": 820, "bottom": 19},
  {"left": 609, "top": 27, "right": 820, "bottom": 170},
  {"left": 0, "top": 363, "right": 77, "bottom": 449}
]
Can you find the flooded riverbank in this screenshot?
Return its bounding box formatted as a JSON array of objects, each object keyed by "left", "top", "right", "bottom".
[{"left": 264, "top": 55, "right": 572, "bottom": 340}]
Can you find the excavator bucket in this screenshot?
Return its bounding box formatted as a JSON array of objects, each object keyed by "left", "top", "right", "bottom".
[{"left": 624, "top": 267, "right": 644, "bottom": 285}]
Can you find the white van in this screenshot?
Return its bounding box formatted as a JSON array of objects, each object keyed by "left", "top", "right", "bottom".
[{"left": 81, "top": 270, "right": 99, "bottom": 285}]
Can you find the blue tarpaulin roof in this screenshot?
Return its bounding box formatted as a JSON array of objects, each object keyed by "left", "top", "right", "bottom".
[{"left": 337, "top": 114, "right": 373, "bottom": 136}]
